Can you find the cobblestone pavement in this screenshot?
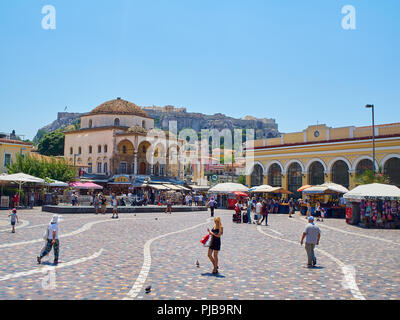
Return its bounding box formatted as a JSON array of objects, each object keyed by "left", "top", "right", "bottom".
[{"left": 0, "top": 208, "right": 398, "bottom": 300}]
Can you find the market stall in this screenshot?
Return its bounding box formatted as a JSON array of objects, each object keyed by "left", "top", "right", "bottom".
[
  {"left": 302, "top": 182, "right": 349, "bottom": 218},
  {"left": 343, "top": 183, "right": 400, "bottom": 228},
  {"left": 0, "top": 173, "right": 45, "bottom": 208},
  {"left": 208, "top": 183, "right": 249, "bottom": 209},
  {"left": 250, "top": 185, "right": 292, "bottom": 213}
]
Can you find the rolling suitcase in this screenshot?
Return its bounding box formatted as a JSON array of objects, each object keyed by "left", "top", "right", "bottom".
[{"left": 242, "top": 212, "right": 248, "bottom": 223}]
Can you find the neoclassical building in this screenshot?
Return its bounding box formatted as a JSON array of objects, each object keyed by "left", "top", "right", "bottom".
[
  {"left": 64, "top": 98, "right": 184, "bottom": 178},
  {"left": 246, "top": 123, "right": 400, "bottom": 197}
]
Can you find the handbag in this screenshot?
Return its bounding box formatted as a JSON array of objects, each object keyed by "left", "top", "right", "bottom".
[{"left": 200, "top": 234, "right": 212, "bottom": 247}]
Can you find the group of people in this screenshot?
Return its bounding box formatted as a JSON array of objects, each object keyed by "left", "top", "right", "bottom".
[
  {"left": 305, "top": 201, "right": 326, "bottom": 222},
  {"left": 232, "top": 197, "right": 297, "bottom": 225}
]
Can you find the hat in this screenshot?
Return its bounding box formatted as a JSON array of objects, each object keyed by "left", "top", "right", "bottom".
[
  {"left": 12, "top": 208, "right": 17, "bottom": 213},
  {"left": 308, "top": 216, "right": 314, "bottom": 222},
  {"left": 51, "top": 214, "right": 59, "bottom": 223}
]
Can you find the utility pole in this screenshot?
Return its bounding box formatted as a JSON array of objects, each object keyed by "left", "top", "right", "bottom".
[{"left": 365, "top": 104, "right": 376, "bottom": 174}]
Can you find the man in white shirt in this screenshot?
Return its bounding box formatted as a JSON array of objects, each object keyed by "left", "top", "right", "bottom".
[
  {"left": 37, "top": 214, "right": 60, "bottom": 265},
  {"left": 255, "top": 200, "right": 262, "bottom": 224}
]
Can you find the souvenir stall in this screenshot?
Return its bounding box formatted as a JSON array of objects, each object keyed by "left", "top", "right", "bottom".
[
  {"left": 227, "top": 191, "right": 249, "bottom": 210},
  {"left": 208, "top": 183, "right": 249, "bottom": 209},
  {"left": 250, "top": 185, "right": 292, "bottom": 214},
  {"left": 343, "top": 183, "right": 400, "bottom": 228},
  {"left": 301, "top": 183, "right": 349, "bottom": 218}
]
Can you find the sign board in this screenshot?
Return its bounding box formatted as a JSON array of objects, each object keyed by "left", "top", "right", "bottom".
[
  {"left": 211, "top": 175, "right": 218, "bottom": 182},
  {"left": 114, "top": 176, "right": 130, "bottom": 183}
]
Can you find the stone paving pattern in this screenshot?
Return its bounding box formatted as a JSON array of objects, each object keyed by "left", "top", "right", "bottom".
[{"left": 0, "top": 208, "right": 398, "bottom": 300}]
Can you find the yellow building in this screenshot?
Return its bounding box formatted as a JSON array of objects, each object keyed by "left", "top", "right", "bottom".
[
  {"left": 0, "top": 135, "right": 33, "bottom": 173},
  {"left": 246, "top": 123, "right": 400, "bottom": 197}
]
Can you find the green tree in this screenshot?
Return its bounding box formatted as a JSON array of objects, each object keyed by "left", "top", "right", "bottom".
[
  {"left": 238, "top": 175, "right": 246, "bottom": 186},
  {"left": 38, "top": 130, "right": 65, "bottom": 156},
  {"left": 355, "top": 167, "right": 391, "bottom": 185},
  {"left": 7, "top": 154, "right": 75, "bottom": 182}
]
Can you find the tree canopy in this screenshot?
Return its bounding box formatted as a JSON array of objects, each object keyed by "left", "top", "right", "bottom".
[
  {"left": 38, "top": 130, "right": 65, "bottom": 156},
  {"left": 7, "top": 154, "right": 76, "bottom": 182},
  {"left": 355, "top": 168, "right": 391, "bottom": 185}
]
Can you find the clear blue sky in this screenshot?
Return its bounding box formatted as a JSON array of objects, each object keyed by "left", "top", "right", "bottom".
[{"left": 0, "top": 0, "right": 399, "bottom": 140}]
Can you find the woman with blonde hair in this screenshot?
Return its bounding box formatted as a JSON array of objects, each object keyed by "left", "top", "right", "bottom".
[{"left": 207, "top": 216, "right": 223, "bottom": 274}]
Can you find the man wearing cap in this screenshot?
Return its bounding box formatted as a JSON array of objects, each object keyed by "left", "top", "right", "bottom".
[
  {"left": 37, "top": 214, "right": 60, "bottom": 265},
  {"left": 300, "top": 216, "right": 321, "bottom": 268}
]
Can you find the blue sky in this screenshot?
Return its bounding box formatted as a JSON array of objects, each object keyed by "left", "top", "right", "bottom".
[{"left": 0, "top": 0, "right": 399, "bottom": 140}]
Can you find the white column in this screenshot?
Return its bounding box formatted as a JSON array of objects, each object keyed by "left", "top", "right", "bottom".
[{"left": 134, "top": 152, "right": 138, "bottom": 175}]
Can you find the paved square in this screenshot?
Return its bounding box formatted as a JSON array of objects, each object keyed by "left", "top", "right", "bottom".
[{"left": 0, "top": 208, "right": 398, "bottom": 300}]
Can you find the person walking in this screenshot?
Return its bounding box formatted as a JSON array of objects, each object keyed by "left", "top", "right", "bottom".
[
  {"left": 246, "top": 198, "right": 252, "bottom": 224},
  {"left": 288, "top": 198, "right": 294, "bottom": 218},
  {"left": 300, "top": 216, "right": 321, "bottom": 268},
  {"left": 8, "top": 208, "right": 19, "bottom": 233},
  {"left": 37, "top": 214, "right": 60, "bottom": 265},
  {"left": 255, "top": 199, "right": 262, "bottom": 224},
  {"left": 258, "top": 201, "right": 269, "bottom": 226},
  {"left": 93, "top": 193, "right": 100, "bottom": 215},
  {"left": 207, "top": 197, "right": 217, "bottom": 217},
  {"left": 111, "top": 193, "right": 119, "bottom": 219},
  {"left": 100, "top": 194, "right": 107, "bottom": 214},
  {"left": 306, "top": 202, "right": 312, "bottom": 219},
  {"left": 207, "top": 217, "right": 223, "bottom": 274},
  {"left": 165, "top": 197, "right": 173, "bottom": 214},
  {"left": 315, "top": 201, "right": 321, "bottom": 221}
]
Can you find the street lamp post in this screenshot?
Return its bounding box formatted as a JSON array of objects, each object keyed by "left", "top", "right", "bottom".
[{"left": 365, "top": 104, "right": 375, "bottom": 174}]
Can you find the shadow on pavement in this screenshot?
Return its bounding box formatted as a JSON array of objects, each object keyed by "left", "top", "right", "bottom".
[{"left": 201, "top": 272, "right": 226, "bottom": 278}]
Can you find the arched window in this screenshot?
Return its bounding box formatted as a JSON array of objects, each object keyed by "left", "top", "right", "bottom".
[
  {"left": 287, "top": 162, "right": 302, "bottom": 198},
  {"left": 114, "top": 118, "right": 120, "bottom": 126},
  {"left": 268, "top": 164, "right": 282, "bottom": 187},
  {"left": 332, "top": 160, "right": 349, "bottom": 189},
  {"left": 89, "top": 146, "right": 93, "bottom": 154},
  {"left": 355, "top": 159, "right": 374, "bottom": 176},
  {"left": 104, "top": 145, "right": 108, "bottom": 153},
  {"left": 104, "top": 163, "right": 108, "bottom": 175},
  {"left": 309, "top": 162, "right": 325, "bottom": 185},
  {"left": 384, "top": 158, "right": 400, "bottom": 187},
  {"left": 251, "top": 164, "right": 263, "bottom": 187},
  {"left": 70, "top": 147, "right": 73, "bottom": 155},
  {"left": 98, "top": 145, "right": 102, "bottom": 153},
  {"left": 89, "top": 120, "right": 93, "bottom": 128}
]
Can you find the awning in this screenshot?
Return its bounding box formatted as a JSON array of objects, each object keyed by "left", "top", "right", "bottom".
[
  {"left": 148, "top": 184, "right": 169, "bottom": 190},
  {"left": 208, "top": 183, "right": 249, "bottom": 193},
  {"left": 69, "top": 182, "right": 103, "bottom": 190},
  {"left": 163, "top": 184, "right": 182, "bottom": 191},
  {"left": 344, "top": 183, "right": 400, "bottom": 200},
  {"left": 174, "top": 185, "right": 191, "bottom": 191},
  {"left": 232, "top": 191, "right": 249, "bottom": 197},
  {"left": 189, "top": 185, "right": 210, "bottom": 191},
  {"left": 297, "top": 185, "right": 312, "bottom": 192},
  {"left": 0, "top": 173, "right": 45, "bottom": 184}
]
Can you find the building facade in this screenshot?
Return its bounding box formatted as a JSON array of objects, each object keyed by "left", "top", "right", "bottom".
[
  {"left": 246, "top": 123, "right": 400, "bottom": 197},
  {"left": 64, "top": 98, "right": 184, "bottom": 179},
  {"left": 0, "top": 133, "right": 33, "bottom": 174}
]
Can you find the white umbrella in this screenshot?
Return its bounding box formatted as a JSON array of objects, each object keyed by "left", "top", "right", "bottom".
[
  {"left": 208, "top": 183, "right": 249, "bottom": 193},
  {"left": 320, "top": 182, "right": 349, "bottom": 194},
  {"left": 47, "top": 179, "right": 69, "bottom": 187},
  {"left": 344, "top": 183, "right": 400, "bottom": 200},
  {"left": 0, "top": 173, "right": 45, "bottom": 207}
]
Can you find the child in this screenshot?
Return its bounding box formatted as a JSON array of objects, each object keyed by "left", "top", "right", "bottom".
[
  {"left": 320, "top": 208, "right": 326, "bottom": 222},
  {"left": 8, "top": 208, "right": 19, "bottom": 233}
]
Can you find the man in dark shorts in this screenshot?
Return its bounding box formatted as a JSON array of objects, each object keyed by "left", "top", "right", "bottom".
[{"left": 8, "top": 208, "right": 18, "bottom": 233}]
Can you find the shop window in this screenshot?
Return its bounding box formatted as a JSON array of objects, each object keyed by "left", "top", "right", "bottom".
[
  {"left": 251, "top": 164, "right": 263, "bottom": 187},
  {"left": 309, "top": 162, "right": 325, "bottom": 185},
  {"left": 268, "top": 164, "right": 282, "bottom": 187},
  {"left": 332, "top": 160, "right": 349, "bottom": 189},
  {"left": 384, "top": 158, "right": 400, "bottom": 187}
]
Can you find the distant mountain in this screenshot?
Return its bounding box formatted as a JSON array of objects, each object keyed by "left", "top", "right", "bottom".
[{"left": 33, "top": 107, "right": 280, "bottom": 143}]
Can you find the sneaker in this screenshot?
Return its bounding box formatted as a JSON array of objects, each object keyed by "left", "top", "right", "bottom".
[
  {"left": 312, "top": 257, "right": 317, "bottom": 266},
  {"left": 53, "top": 261, "right": 58, "bottom": 266}
]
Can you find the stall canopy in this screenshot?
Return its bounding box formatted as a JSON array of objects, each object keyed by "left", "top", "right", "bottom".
[
  {"left": 297, "top": 185, "right": 312, "bottom": 192},
  {"left": 45, "top": 178, "right": 69, "bottom": 187},
  {"left": 208, "top": 183, "right": 249, "bottom": 193},
  {"left": 249, "top": 185, "right": 272, "bottom": 193},
  {"left": 0, "top": 173, "right": 45, "bottom": 205},
  {"left": 232, "top": 191, "right": 249, "bottom": 197},
  {"left": 69, "top": 182, "right": 103, "bottom": 190},
  {"left": 148, "top": 184, "right": 169, "bottom": 190},
  {"left": 303, "top": 182, "right": 349, "bottom": 194},
  {"left": 163, "top": 184, "right": 182, "bottom": 191},
  {"left": 344, "top": 183, "right": 400, "bottom": 201},
  {"left": 189, "top": 185, "right": 210, "bottom": 192}
]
